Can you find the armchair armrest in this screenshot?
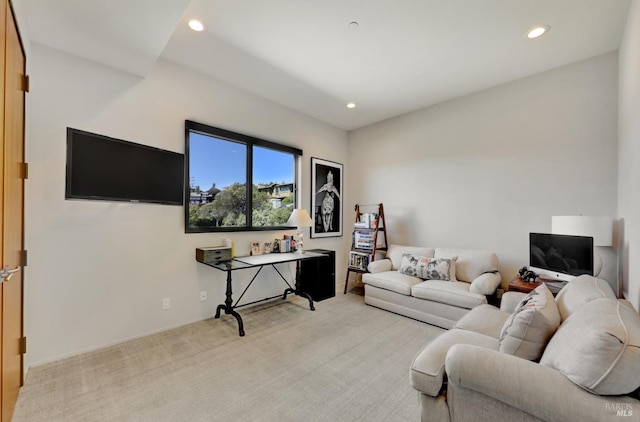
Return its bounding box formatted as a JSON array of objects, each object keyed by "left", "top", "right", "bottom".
[
  {"left": 445, "top": 344, "right": 639, "bottom": 422},
  {"left": 469, "top": 272, "right": 502, "bottom": 295},
  {"left": 500, "top": 291, "right": 527, "bottom": 313},
  {"left": 367, "top": 259, "right": 392, "bottom": 273}
]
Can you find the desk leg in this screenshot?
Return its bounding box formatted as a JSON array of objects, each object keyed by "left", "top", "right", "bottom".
[
  {"left": 215, "top": 270, "right": 245, "bottom": 336},
  {"left": 283, "top": 261, "right": 315, "bottom": 311}
]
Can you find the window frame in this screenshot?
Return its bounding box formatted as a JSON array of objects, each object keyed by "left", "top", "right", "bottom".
[{"left": 185, "top": 120, "right": 302, "bottom": 233}]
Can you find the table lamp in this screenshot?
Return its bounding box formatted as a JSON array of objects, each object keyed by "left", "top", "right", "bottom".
[
  {"left": 551, "top": 215, "right": 613, "bottom": 276},
  {"left": 286, "top": 209, "right": 314, "bottom": 253}
]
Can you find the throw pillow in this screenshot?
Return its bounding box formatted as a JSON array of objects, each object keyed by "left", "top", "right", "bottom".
[
  {"left": 499, "top": 283, "right": 561, "bottom": 360},
  {"left": 540, "top": 298, "right": 640, "bottom": 395},
  {"left": 398, "top": 253, "right": 456, "bottom": 281}
]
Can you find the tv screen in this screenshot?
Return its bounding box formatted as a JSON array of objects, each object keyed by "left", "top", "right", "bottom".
[
  {"left": 529, "top": 232, "right": 593, "bottom": 279},
  {"left": 66, "top": 128, "right": 184, "bottom": 205}
]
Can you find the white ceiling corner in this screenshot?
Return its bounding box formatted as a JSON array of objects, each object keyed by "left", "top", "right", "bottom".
[{"left": 20, "top": 0, "right": 191, "bottom": 77}]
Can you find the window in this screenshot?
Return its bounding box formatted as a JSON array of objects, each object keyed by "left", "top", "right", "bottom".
[{"left": 185, "top": 120, "right": 301, "bottom": 232}]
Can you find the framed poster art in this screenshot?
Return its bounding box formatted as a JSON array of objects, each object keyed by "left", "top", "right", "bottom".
[{"left": 311, "top": 157, "right": 343, "bottom": 238}]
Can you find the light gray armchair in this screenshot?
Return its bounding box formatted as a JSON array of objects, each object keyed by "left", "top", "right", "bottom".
[{"left": 411, "top": 276, "right": 640, "bottom": 421}]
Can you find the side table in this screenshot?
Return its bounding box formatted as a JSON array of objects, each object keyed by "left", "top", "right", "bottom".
[
  {"left": 508, "top": 275, "right": 541, "bottom": 294},
  {"left": 508, "top": 275, "right": 566, "bottom": 296}
]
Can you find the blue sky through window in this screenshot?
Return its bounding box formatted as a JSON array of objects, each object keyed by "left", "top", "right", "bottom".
[
  {"left": 189, "top": 133, "right": 293, "bottom": 191},
  {"left": 253, "top": 146, "right": 294, "bottom": 186}
]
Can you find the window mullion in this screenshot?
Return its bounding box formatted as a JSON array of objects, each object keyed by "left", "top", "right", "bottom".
[{"left": 246, "top": 144, "right": 253, "bottom": 228}]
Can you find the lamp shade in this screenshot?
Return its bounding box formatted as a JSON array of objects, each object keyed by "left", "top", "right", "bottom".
[
  {"left": 286, "top": 208, "right": 313, "bottom": 227},
  {"left": 551, "top": 216, "right": 613, "bottom": 246}
]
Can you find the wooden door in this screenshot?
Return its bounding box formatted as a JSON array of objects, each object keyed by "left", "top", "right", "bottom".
[
  {"left": 1, "top": 0, "right": 25, "bottom": 420},
  {"left": 0, "top": 0, "right": 5, "bottom": 416}
]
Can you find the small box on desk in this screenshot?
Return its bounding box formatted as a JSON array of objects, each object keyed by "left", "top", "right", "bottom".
[{"left": 196, "top": 246, "right": 232, "bottom": 264}]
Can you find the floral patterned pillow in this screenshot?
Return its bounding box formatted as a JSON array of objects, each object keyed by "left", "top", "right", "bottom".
[{"left": 399, "top": 253, "right": 456, "bottom": 281}]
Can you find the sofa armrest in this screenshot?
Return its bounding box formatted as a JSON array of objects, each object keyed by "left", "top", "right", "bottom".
[
  {"left": 367, "top": 259, "right": 393, "bottom": 273},
  {"left": 469, "top": 272, "right": 502, "bottom": 295},
  {"left": 500, "top": 291, "right": 527, "bottom": 313},
  {"left": 445, "top": 344, "right": 639, "bottom": 422}
]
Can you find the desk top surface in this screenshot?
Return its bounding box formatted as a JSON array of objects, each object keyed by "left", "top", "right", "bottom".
[{"left": 202, "top": 251, "right": 326, "bottom": 271}]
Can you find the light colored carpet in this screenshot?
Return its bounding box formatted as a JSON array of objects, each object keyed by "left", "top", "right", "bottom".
[{"left": 13, "top": 289, "right": 443, "bottom": 422}]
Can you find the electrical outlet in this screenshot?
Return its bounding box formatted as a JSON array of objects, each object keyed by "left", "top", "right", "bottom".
[
  {"left": 199, "top": 291, "right": 207, "bottom": 302},
  {"left": 162, "top": 297, "right": 171, "bottom": 310}
]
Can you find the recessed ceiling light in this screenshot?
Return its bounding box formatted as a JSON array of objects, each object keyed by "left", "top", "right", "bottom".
[
  {"left": 347, "top": 102, "right": 356, "bottom": 109},
  {"left": 188, "top": 19, "right": 206, "bottom": 32},
  {"left": 349, "top": 21, "right": 359, "bottom": 30},
  {"left": 526, "top": 25, "right": 550, "bottom": 39}
]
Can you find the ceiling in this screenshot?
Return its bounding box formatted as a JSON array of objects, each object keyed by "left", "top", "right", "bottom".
[{"left": 18, "top": 0, "right": 631, "bottom": 131}]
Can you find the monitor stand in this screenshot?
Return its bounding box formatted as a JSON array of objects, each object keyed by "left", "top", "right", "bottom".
[{"left": 529, "top": 266, "right": 577, "bottom": 283}]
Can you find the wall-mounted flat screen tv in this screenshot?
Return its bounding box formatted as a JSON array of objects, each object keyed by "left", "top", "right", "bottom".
[
  {"left": 529, "top": 232, "right": 593, "bottom": 281},
  {"left": 66, "top": 128, "right": 184, "bottom": 205}
]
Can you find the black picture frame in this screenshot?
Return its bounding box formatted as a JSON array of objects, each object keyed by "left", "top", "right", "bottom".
[{"left": 311, "top": 157, "right": 343, "bottom": 238}]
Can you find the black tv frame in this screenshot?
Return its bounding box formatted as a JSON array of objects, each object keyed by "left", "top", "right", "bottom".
[{"left": 65, "top": 128, "right": 184, "bottom": 205}]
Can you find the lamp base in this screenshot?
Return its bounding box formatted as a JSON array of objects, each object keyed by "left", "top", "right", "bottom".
[{"left": 295, "top": 229, "right": 304, "bottom": 254}]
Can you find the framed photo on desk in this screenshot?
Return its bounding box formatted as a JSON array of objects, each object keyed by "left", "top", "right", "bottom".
[{"left": 250, "top": 241, "right": 261, "bottom": 256}]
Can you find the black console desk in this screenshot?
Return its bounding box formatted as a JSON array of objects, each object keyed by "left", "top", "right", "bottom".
[
  {"left": 197, "top": 251, "right": 329, "bottom": 336},
  {"left": 299, "top": 249, "right": 336, "bottom": 301}
]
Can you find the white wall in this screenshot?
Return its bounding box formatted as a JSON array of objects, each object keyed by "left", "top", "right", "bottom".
[
  {"left": 25, "top": 44, "right": 349, "bottom": 365},
  {"left": 348, "top": 53, "right": 619, "bottom": 289},
  {"left": 618, "top": 0, "right": 640, "bottom": 311}
]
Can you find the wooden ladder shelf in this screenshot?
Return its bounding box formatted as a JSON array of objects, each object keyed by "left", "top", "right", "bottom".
[{"left": 344, "top": 203, "right": 388, "bottom": 293}]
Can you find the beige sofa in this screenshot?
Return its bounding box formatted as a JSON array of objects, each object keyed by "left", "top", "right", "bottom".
[
  {"left": 410, "top": 275, "right": 640, "bottom": 422},
  {"left": 362, "top": 245, "right": 501, "bottom": 329}
]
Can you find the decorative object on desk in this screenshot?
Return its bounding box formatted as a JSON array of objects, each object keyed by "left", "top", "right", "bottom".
[
  {"left": 263, "top": 241, "right": 273, "bottom": 254},
  {"left": 284, "top": 234, "right": 295, "bottom": 251},
  {"left": 518, "top": 266, "right": 538, "bottom": 282},
  {"left": 286, "top": 209, "right": 314, "bottom": 253},
  {"left": 278, "top": 239, "right": 289, "bottom": 253},
  {"left": 272, "top": 239, "right": 280, "bottom": 253},
  {"left": 195, "top": 246, "right": 232, "bottom": 264},
  {"left": 250, "top": 241, "right": 261, "bottom": 256},
  {"left": 224, "top": 238, "right": 235, "bottom": 258},
  {"left": 551, "top": 215, "right": 613, "bottom": 276},
  {"left": 311, "top": 157, "right": 343, "bottom": 238}
]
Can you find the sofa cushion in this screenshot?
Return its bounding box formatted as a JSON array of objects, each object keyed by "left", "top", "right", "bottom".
[
  {"left": 361, "top": 271, "right": 422, "bottom": 296},
  {"left": 540, "top": 298, "right": 640, "bottom": 395},
  {"left": 411, "top": 281, "right": 487, "bottom": 309},
  {"left": 367, "top": 259, "right": 392, "bottom": 273},
  {"left": 499, "top": 283, "right": 561, "bottom": 360},
  {"left": 399, "top": 253, "right": 457, "bottom": 281},
  {"left": 555, "top": 275, "right": 616, "bottom": 322},
  {"left": 455, "top": 304, "right": 511, "bottom": 339},
  {"left": 410, "top": 329, "right": 499, "bottom": 397},
  {"left": 434, "top": 248, "right": 498, "bottom": 283},
  {"left": 385, "top": 245, "right": 434, "bottom": 270}
]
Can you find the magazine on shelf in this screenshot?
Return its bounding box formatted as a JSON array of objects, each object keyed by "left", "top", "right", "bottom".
[{"left": 348, "top": 250, "right": 372, "bottom": 270}]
